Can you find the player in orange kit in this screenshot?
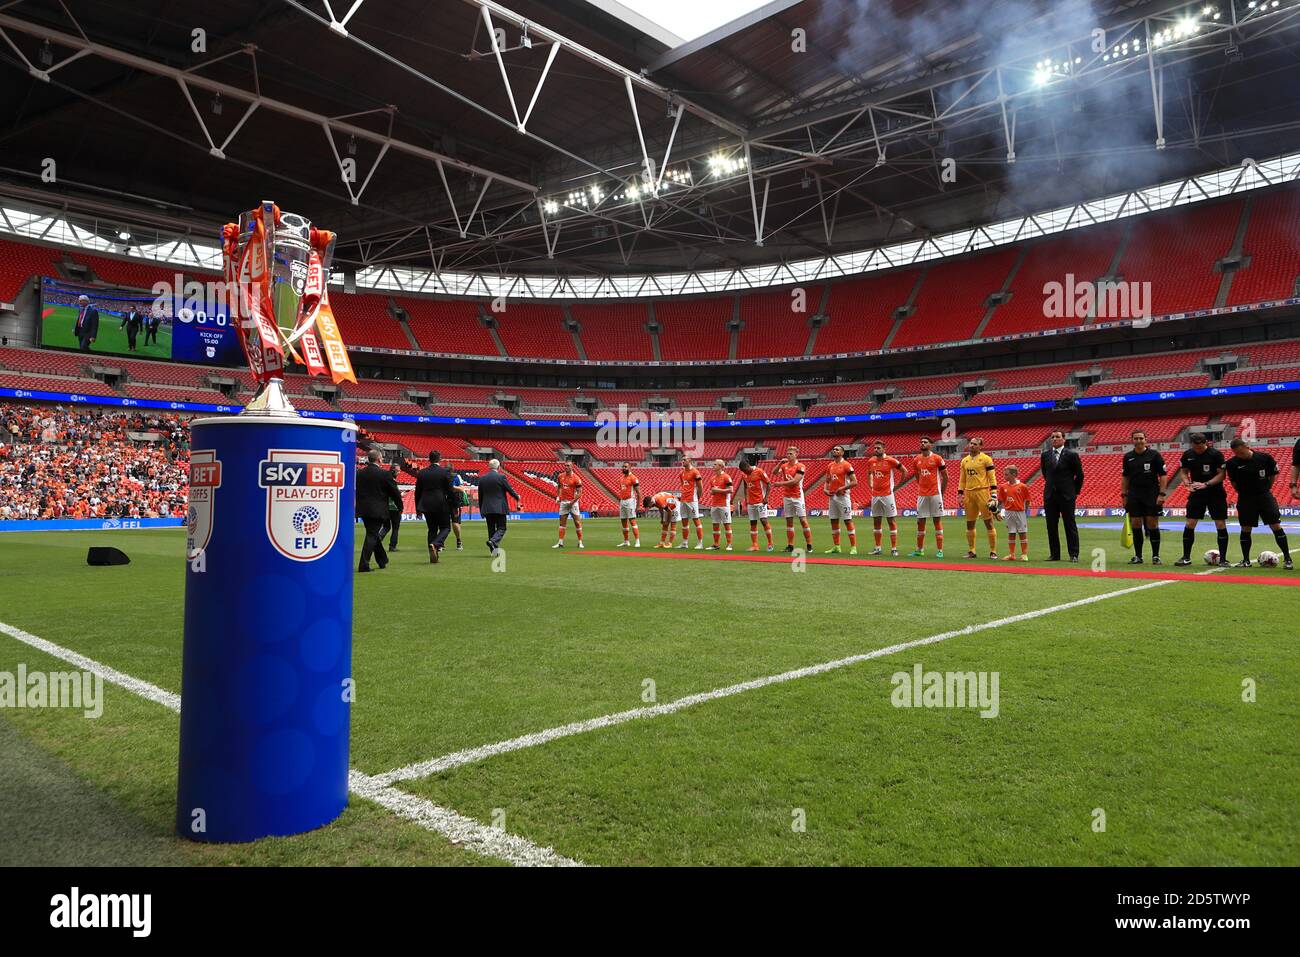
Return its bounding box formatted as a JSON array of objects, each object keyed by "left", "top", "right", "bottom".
[
  {"left": 677, "top": 455, "right": 705, "bottom": 549},
  {"left": 552, "top": 460, "right": 585, "bottom": 549},
  {"left": 707, "top": 459, "right": 735, "bottom": 550},
  {"left": 910, "top": 437, "right": 948, "bottom": 558},
  {"left": 737, "top": 460, "right": 775, "bottom": 551},
  {"left": 642, "top": 490, "right": 681, "bottom": 548},
  {"left": 821, "top": 444, "right": 858, "bottom": 555},
  {"left": 616, "top": 462, "right": 640, "bottom": 547},
  {"left": 864, "top": 439, "right": 906, "bottom": 555},
  {"left": 773, "top": 446, "right": 814, "bottom": 552},
  {"left": 997, "top": 464, "right": 1032, "bottom": 561}
]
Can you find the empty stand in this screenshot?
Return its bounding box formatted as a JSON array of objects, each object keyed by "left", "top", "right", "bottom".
[
  {"left": 1229, "top": 185, "right": 1300, "bottom": 305},
  {"left": 1079, "top": 374, "right": 1211, "bottom": 399},
  {"left": 330, "top": 292, "right": 410, "bottom": 350},
  {"left": 736, "top": 288, "right": 814, "bottom": 358},
  {"left": 0, "top": 238, "right": 56, "bottom": 301},
  {"left": 981, "top": 223, "right": 1125, "bottom": 338},
  {"left": 814, "top": 269, "right": 920, "bottom": 355},
  {"left": 398, "top": 297, "right": 497, "bottom": 356},
  {"left": 570, "top": 302, "right": 654, "bottom": 360},
  {"left": 490, "top": 303, "right": 577, "bottom": 359},
  {"left": 654, "top": 297, "right": 732, "bottom": 360},
  {"left": 1116, "top": 200, "right": 1241, "bottom": 316},
  {"left": 891, "top": 248, "right": 1018, "bottom": 348}
]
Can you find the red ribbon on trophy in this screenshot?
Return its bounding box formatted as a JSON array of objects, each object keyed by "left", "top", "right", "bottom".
[
  {"left": 296, "top": 228, "right": 356, "bottom": 384},
  {"left": 221, "top": 202, "right": 355, "bottom": 394}
]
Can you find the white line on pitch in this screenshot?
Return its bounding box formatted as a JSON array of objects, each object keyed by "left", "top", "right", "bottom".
[
  {"left": 375, "top": 577, "right": 1180, "bottom": 785},
  {"left": 0, "top": 619, "right": 586, "bottom": 868}
]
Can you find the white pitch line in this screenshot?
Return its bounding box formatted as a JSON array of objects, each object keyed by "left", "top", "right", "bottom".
[
  {"left": 0, "top": 620, "right": 181, "bottom": 712},
  {"left": 375, "top": 577, "right": 1179, "bottom": 785},
  {"left": 348, "top": 771, "right": 584, "bottom": 867},
  {"left": 0, "top": 619, "right": 586, "bottom": 868}
]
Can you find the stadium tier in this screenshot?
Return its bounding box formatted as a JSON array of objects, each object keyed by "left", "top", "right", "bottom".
[
  {"left": 569, "top": 302, "right": 654, "bottom": 360},
  {"left": 5, "top": 332, "right": 1300, "bottom": 424},
  {"left": 813, "top": 269, "right": 921, "bottom": 354},
  {"left": 489, "top": 302, "right": 577, "bottom": 359},
  {"left": 1228, "top": 184, "right": 1300, "bottom": 305},
  {"left": 398, "top": 297, "right": 497, "bottom": 355},
  {"left": 891, "top": 247, "right": 1019, "bottom": 348},
  {"left": 330, "top": 292, "right": 411, "bottom": 351},
  {"left": 653, "top": 297, "right": 733, "bottom": 360},
  {"left": 4, "top": 187, "right": 1300, "bottom": 367},
  {"left": 1117, "top": 200, "right": 1242, "bottom": 316},
  {"left": 980, "top": 223, "right": 1127, "bottom": 339},
  {"left": 736, "top": 288, "right": 815, "bottom": 358},
  {"left": 0, "top": 237, "right": 56, "bottom": 302}
]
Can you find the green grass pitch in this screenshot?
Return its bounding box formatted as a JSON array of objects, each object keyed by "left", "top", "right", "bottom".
[
  {"left": 0, "top": 519, "right": 1296, "bottom": 866},
  {"left": 42, "top": 304, "right": 173, "bottom": 362}
]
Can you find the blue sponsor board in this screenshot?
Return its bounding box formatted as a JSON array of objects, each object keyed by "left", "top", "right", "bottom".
[
  {"left": 1076, "top": 380, "right": 1300, "bottom": 406},
  {"left": 5, "top": 379, "right": 1299, "bottom": 430},
  {"left": 176, "top": 414, "right": 356, "bottom": 842},
  {"left": 0, "top": 517, "right": 186, "bottom": 532}
]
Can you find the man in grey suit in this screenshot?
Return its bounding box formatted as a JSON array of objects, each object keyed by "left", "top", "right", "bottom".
[
  {"left": 414, "top": 450, "right": 456, "bottom": 563},
  {"left": 1040, "top": 429, "right": 1085, "bottom": 562},
  {"left": 475, "top": 459, "right": 521, "bottom": 555}
]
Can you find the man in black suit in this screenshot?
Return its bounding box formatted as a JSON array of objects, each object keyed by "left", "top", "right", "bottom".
[
  {"left": 73, "top": 295, "right": 99, "bottom": 352},
  {"left": 414, "top": 450, "right": 456, "bottom": 563},
  {"left": 1040, "top": 429, "right": 1085, "bottom": 562},
  {"left": 122, "top": 306, "right": 143, "bottom": 352},
  {"left": 355, "top": 448, "right": 403, "bottom": 572},
  {"left": 476, "top": 458, "right": 521, "bottom": 555}
]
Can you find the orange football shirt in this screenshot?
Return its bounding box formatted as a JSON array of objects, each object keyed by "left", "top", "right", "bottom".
[
  {"left": 679, "top": 466, "right": 702, "bottom": 502},
  {"left": 824, "top": 460, "right": 854, "bottom": 495},
  {"left": 912, "top": 453, "right": 946, "bottom": 496},
  {"left": 743, "top": 467, "right": 769, "bottom": 505},
  {"left": 999, "top": 480, "right": 1031, "bottom": 512},
  {"left": 708, "top": 472, "right": 733, "bottom": 506},
  {"left": 558, "top": 472, "right": 581, "bottom": 502},
  {"left": 775, "top": 460, "right": 805, "bottom": 495},
  {"left": 866, "top": 455, "right": 902, "bottom": 496},
  {"left": 619, "top": 472, "right": 639, "bottom": 500},
  {"left": 652, "top": 491, "right": 678, "bottom": 511}
]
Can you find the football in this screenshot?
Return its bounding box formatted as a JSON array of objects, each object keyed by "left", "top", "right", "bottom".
[
  {"left": 1203, "top": 549, "right": 1221, "bottom": 566},
  {"left": 1257, "top": 550, "right": 1280, "bottom": 568}
]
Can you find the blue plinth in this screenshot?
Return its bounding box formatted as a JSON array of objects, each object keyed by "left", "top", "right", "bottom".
[{"left": 176, "top": 413, "right": 357, "bottom": 842}]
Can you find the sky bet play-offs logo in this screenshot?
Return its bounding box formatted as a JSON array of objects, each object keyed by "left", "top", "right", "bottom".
[
  {"left": 186, "top": 450, "right": 221, "bottom": 558},
  {"left": 258, "top": 450, "right": 345, "bottom": 561}
]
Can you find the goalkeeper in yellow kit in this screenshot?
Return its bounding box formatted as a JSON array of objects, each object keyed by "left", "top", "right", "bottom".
[{"left": 958, "top": 436, "right": 999, "bottom": 559}]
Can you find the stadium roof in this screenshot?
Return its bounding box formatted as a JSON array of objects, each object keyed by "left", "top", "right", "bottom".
[{"left": 1, "top": 0, "right": 1299, "bottom": 281}]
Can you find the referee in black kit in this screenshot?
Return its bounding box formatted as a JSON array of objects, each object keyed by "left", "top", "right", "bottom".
[
  {"left": 1224, "top": 438, "right": 1294, "bottom": 569},
  {"left": 1175, "top": 433, "right": 1230, "bottom": 566},
  {"left": 1121, "top": 429, "right": 1168, "bottom": 564}
]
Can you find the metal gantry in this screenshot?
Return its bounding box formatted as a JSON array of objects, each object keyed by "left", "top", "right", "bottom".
[{"left": 1, "top": 0, "right": 1300, "bottom": 292}]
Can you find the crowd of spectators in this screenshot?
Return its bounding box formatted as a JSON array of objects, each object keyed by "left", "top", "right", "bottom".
[{"left": 0, "top": 403, "right": 191, "bottom": 520}]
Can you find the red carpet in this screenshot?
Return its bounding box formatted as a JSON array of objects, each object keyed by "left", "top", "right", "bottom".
[{"left": 569, "top": 548, "right": 1300, "bottom": 586}]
